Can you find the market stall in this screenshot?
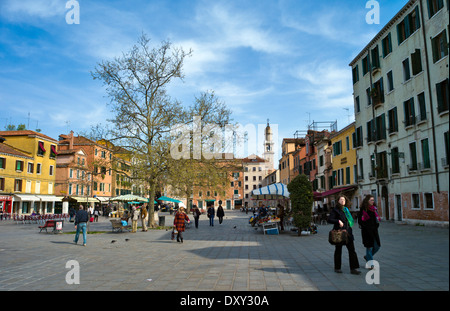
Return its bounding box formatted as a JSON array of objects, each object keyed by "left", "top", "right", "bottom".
[{"left": 250, "top": 183, "right": 290, "bottom": 234}]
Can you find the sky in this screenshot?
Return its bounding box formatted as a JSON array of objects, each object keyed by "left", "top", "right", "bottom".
[{"left": 0, "top": 0, "right": 408, "bottom": 165}]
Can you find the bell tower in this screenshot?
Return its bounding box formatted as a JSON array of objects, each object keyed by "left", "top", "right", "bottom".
[{"left": 263, "top": 119, "right": 275, "bottom": 170}]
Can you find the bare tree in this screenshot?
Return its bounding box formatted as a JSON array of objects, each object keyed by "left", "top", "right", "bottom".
[{"left": 91, "top": 34, "right": 233, "bottom": 227}]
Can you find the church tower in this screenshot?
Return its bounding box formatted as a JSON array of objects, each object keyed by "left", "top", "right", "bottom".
[{"left": 263, "top": 119, "right": 275, "bottom": 170}]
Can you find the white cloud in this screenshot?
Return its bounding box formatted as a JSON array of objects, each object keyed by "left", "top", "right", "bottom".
[
  {"left": 291, "top": 60, "right": 353, "bottom": 109},
  {"left": 1, "top": 0, "right": 65, "bottom": 20}
]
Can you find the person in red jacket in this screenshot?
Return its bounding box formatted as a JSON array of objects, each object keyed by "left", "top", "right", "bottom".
[{"left": 173, "top": 207, "right": 190, "bottom": 243}]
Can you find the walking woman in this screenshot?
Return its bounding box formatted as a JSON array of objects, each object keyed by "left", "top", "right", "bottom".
[
  {"left": 173, "top": 207, "right": 190, "bottom": 243},
  {"left": 217, "top": 203, "right": 225, "bottom": 224},
  {"left": 192, "top": 205, "right": 201, "bottom": 229},
  {"left": 358, "top": 195, "right": 381, "bottom": 269},
  {"left": 328, "top": 194, "right": 361, "bottom": 275}
]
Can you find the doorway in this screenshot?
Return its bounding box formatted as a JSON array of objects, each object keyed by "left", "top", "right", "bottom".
[
  {"left": 382, "top": 186, "right": 389, "bottom": 220},
  {"left": 395, "top": 194, "right": 402, "bottom": 221}
]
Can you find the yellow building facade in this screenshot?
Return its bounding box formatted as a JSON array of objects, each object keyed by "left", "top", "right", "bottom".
[
  {"left": 0, "top": 131, "right": 59, "bottom": 215},
  {"left": 328, "top": 122, "right": 358, "bottom": 208}
]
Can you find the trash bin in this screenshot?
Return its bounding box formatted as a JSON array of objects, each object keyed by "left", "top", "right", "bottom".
[{"left": 159, "top": 215, "right": 165, "bottom": 226}]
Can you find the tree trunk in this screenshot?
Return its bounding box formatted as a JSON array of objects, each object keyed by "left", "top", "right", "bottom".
[{"left": 147, "top": 185, "right": 157, "bottom": 228}]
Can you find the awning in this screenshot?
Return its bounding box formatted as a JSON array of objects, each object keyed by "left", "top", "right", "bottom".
[
  {"left": 35, "top": 195, "right": 62, "bottom": 202},
  {"left": 251, "top": 183, "right": 290, "bottom": 199},
  {"left": 314, "top": 186, "right": 357, "bottom": 199},
  {"left": 71, "top": 196, "right": 100, "bottom": 203},
  {"left": 13, "top": 194, "right": 40, "bottom": 201},
  {"left": 111, "top": 194, "right": 148, "bottom": 202},
  {"left": 157, "top": 196, "right": 182, "bottom": 203},
  {"left": 96, "top": 197, "right": 110, "bottom": 202}
]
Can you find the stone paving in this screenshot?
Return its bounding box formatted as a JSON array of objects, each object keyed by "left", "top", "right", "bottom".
[{"left": 0, "top": 210, "right": 448, "bottom": 291}]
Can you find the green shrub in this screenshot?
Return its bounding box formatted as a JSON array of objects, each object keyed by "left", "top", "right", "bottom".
[{"left": 287, "top": 174, "right": 313, "bottom": 235}]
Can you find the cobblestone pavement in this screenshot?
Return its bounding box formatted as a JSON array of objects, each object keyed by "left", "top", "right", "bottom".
[{"left": 0, "top": 210, "right": 448, "bottom": 291}]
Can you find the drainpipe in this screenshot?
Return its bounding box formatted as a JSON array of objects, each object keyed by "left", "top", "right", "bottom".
[
  {"left": 367, "top": 50, "right": 380, "bottom": 203},
  {"left": 419, "top": 0, "right": 440, "bottom": 193}
]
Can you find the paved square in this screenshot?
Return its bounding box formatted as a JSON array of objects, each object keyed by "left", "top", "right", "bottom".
[{"left": 0, "top": 210, "right": 448, "bottom": 291}]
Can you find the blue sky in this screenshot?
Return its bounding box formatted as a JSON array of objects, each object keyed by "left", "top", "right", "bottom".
[{"left": 0, "top": 0, "right": 407, "bottom": 161}]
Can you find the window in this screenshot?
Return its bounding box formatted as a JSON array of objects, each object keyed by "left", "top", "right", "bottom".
[
  {"left": 397, "top": 20, "right": 407, "bottom": 44},
  {"left": 372, "top": 78, "right": 385, "bottom": 105},
  {"left": 362, "top": 55, "right": 370, "bottom": 75},
  {"left": 381, "top": 33, "right": 392, "bottom": 57},
  {"left": 391, "top": 147, "right": 400, "bottom": 174},
  {"left": 421, "top": 138, "right": 431, "bottom": 169},
  {"left": 409, "top": 142, "right": 418, "bottom": 171},
  {"left": 407, "top": 6, "right": 421, "bottom": 34},
  {"left": 412, "top": 193, "right": 420, "bottom": 209},
  {"left": 352, "top": 126, "right": 363, "bottom": 148},
  {"left": 424, "top": 193, "right": 434, "bottom": 209},
  {"left": 445, "top": 131, "right": 449, "bottom": 167},
  {"left": 432, "top": 30, "right": 449, "bottom": 63},
  {"left": 352, "top": 65, "right": 359, "bottom": 84},
  {"left": 427, "top": 0, "right": 444, "bottom": 18},
  {"left": 50, "top": 145, "right": 57, "bottom": 158},
  {"left": 27, "top": 162, "right": 34, "bottom": 174},
  {"left": 404, "top": 98, "right": 416, "bottom": 127},
  {"left": 14, "top": 179, "right": 22, "bottom": 192},
  {"left": 371, "top": 45, "right": 380, "bottom": 70},
  {"left": 16, "top": 160, "right": 24, "bottom": 172},
  {"left": 397, "top": 6, "right": 421, "bottom": 44},
  {"left": 37, "top": 141, "right": 45, "bottom": 156},
  {"left": 68, "top": 183, "right": 72, "bottom": 195},
  {"left": 366, "top": 87, "right": 371, "bottom": 106},
  {"left": 403, "top": 58, "right": 411, "bottom": 81},
  {"left": 355, "top": 96, "right": 360, "bottom": 113},
  {"left": 387, "top": 71, "right": 394, "bottom": 92},
  {"left": 417, "top": 92, "right": 427, "bottom": 121},
  {"left": 388, "top": 107, "right": 398, "bottom": 134},
  {"left": 0, "top": 157, "right": 5, "bottom": 169},
  {"left": 367, "top": 119, "right": 375, "bottom": 142},
  {"left": 333, "top": 141, "right": 342, "bottom": 156},
  {"left": 375, "top": 114, "right": 387, "bottom": 141},
  {"left": 36, "top": 163, "right": 41, "bottom": 175},
  {"left": 411, "top": 49, "right": 423, "bottom": 75},
  {"left": 0, "top": 177, "right": 4, "bottom": 191},
  {"left": 436, "top": 79, "right": 449, "bottom": 113},
  {"left": 359, "top": 158, "right": 364, "bottom": 179},
  {"left": 49, "top": 165, "right": 54, "bottom": 176},
  {"left": 346, "top": 167, "right": 350, "bottom": 184},
  {"left": 346, "top": 136, "right": 350, "bottom": 151}
]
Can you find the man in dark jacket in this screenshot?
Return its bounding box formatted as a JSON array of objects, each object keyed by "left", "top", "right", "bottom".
[{"left": 74, "top": 205, "right": 89, "bottom": 246}]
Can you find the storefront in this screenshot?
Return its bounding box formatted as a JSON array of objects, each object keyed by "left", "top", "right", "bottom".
[
  {"left": 0, "top": 195, "right": 13, "bottom": 214},
  {"left": 12, "top": 194, "right": 40, "bottom": 214}
]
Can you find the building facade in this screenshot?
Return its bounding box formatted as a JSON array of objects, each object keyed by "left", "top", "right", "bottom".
[
  {"left": 349, "top": 0, "right": 449, "bottom": 225},
  {"left": 0, "top": 130, "right": 59, "bottom": 215}
]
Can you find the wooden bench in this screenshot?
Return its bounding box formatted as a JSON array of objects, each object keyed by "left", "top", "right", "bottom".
[
  {"left": 110, "top": 219, "right": 131, "bottom": 233},
  {"left": 39, "top": 220, "right": 56, "bottom": 233}
]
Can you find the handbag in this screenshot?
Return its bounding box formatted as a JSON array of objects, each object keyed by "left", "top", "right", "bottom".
[{"left": 328, "top": 229, "right": 348, "bottom": 245}]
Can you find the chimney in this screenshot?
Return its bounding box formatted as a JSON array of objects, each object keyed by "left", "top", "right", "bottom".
[{"left": 69, "top": 131, "right": 74, "bottom": 150}]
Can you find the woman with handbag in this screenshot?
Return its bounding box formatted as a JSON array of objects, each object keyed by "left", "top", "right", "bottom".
[
  {"left": 358, "top": 195, "right": 381, "bottom": 270},
  {"left": 173, "top": 207, "right": 190, "bottom": 243},
  {"left": 328, "top": 195, "right": 361, "bottom": 275}
]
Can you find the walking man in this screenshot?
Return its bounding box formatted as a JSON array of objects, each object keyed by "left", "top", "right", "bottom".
[{"left": 74, "top": 205, "right": 88, "bottom": 246}]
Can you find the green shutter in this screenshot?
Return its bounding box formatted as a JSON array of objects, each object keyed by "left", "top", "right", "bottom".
[{"left": 421, "top": 139, "right": 430, "bottom": 168}]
